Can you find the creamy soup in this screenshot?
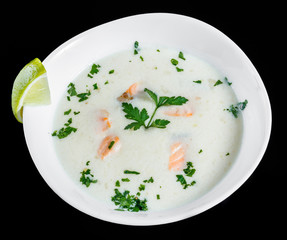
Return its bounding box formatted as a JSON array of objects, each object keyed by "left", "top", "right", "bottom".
[{"left": 52, "top": 44, "right": 245, "bottom": 211}]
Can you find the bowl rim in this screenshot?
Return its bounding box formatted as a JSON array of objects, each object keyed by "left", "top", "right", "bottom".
[{"left": 23, "top": 12, "right": 272, "bottom": 226}]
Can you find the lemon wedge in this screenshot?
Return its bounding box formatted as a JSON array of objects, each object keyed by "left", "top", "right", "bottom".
[{"left": 11, "top": 58, "right": 50, "bottom": 123}]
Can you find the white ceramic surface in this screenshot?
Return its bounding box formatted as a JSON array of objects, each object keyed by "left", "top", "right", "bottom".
[{"left": 23, "top": 13, "right": 272, "bottom": 225}]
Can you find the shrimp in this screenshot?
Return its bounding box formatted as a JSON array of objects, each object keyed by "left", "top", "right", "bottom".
[
  {"left": 117, "top": 83, "right": 139, "bottom": 102},
  {"left": 95, "top": 109, "right": 111, "bottom": 132},
  {"left": 97, "top": 135, "right": 120, "bottom": 160},
  {"left": 169, "top": 142, "right": 187, "bottom": 171}
]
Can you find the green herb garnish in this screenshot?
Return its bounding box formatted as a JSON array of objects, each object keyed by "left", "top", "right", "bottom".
[
  {"left": 108, "top": 140, "right": 115, "bottom": 149},
  {"left": 111, "top": 189, "right": 148, "bottom": 212},
  {"left": 225, "top": 100, "right": 248, "bottom": 118},
  {"left": 134, "top": 41, "right": 139, "bottom": 55},
  {"left": 138, "top": 184, "right": 145, "bottom": 191},
  {"left": 64, "top": 109, "right": 72, "bottom": 115},
  {"left": 124, "top": 170, "right": 140, "bottom": 175},
  {"left": 176, "top": 161, "right": 196, "bottom": 189},
  {"left": 122, "top": 88, "right": 188, "bottom": 131},
  {"left": 109, "top": 69, "right": 114, "bottom": 74},
  {"left": 224, "top": 77, "right": 232, "bottom": 86},
  {"left": 115, "top": 180, "right": 120, "bottom": 187},
  {"left": 193, "top": 80, "right": 202, "bottom": 84},
  {"left": 214, "top": 80, "right": 223, "bottom": 86},
  {"left": 183, "top": 162, "right": 196, "bottom": 177},
  {"left": 52, "top": 118, "right": 77, "bottom": 139},
  {"left": 93, "top": 83, "right": 98, "bottom": 90},
  {"left": 176, "top": 67, "right": 184, "bottom": 72},
  {"left": 171, "top": 58, "right": 178, "bottom": 66},
  {"left": 89, "top": 64, "right": 101, "bottom": 75},
  {"left": 80, "top": 168, "right": 97, "bottom": 187},
  {"left": 67, "top": 82, "right": 77, "bottom": 96},
  {"left": 143, "top": 177, "right": 154, "bottom": 183},
  {"left": 77, "top": 90, "right": 91, "bottom": 102},
  {"left": 178, "top": 51, "right": 186, "bottom": 60}
]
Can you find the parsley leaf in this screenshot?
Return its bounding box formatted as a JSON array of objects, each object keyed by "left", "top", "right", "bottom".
[
  {"left": 122, "top": 88, "right": 188, "bottom": 130},
  {"left": 214, "top": 80, "right": 223, "bottom": 86},
  {"left": 52, "top": 118, "right": 77, "bottom": 139},
  {"left": 122, "top": 103, "right": 149, "bottom": 130},
  {"left": 80, "top": 169, "right": 97, "bottom": 187},
  {"left": 67, "top": 82, "right": 77, "bottom": 96},
  {"left": 90, "top": 64, "right": 101, "bottom": 75},
  {"left": 149, "top": 119, "right": 170, "bottom": 129},
  {"left": 176, "top": 162, "right": 197, "bottom": 189},
  {"left": 178, "top": 51, "right": 186, "bottom": 60},
  {"left": 171, "top": 58, "right": 178, "bottom": 66},
  {"left": 134, "top": 41, "right": 139, "bottom": 55},
  {"left": 225, "top": 100, "right": 248, "bottom": 118},
  {"left": 111, "top": 189, "right": 148, "bottom": 212},
  {"left": 124, "top": 170, "right": 140, "bottom": 175}
]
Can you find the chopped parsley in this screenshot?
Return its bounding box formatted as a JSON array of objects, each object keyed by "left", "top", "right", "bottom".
[
  {"left": 198, "top": 149, "right": 203, "bottom": 154},
  {"left": 52, "top": 118, "right": 77, "bottom": 139},
  {"left": 109, "top": 69, "right": 114, "bottom": 74},
  {"left": 178, "top": 51, "right": 186, "bottom": 60},
  {"left": 224, "top": 77, "right": 232, "bottom": 86},
  {"left": 115, "top": 180, "right": 120, "bottom": 187},
  {"left": 66, "top": 82, "right": 91, "bottom": 102},
  {"left": 171, "top": 58, "right": 178, "bottom": 66},
  {"left": 134, "top": 41, "right": 139, "bottom": 55},
  {"left": 91, "top": 64, "right": 101, "bottom": 74},
  {"left": 193, "top": 80, "right": 202, "bottom": 84},
  {"left": 77, "top": 90, "right": 91, "bottom": 102},
  {"left": 214, "top": 80, "right": 223, "bottom": 86},
  {"left": 80, "top": 168, "right": 97, "bottom": 187},
  {"left": 108, "top": 140, "right": 115, "bottom": 149},
  {"left": 122, "top": 88, "right": 188, "bottom": 131},
  {"left": 64, "top": 109, "right": 71, "bottom": 115},
  {"left": 176, "top": 162, "right": 197, "bottom": 189},
  {"left": 143, "top": 177, "right": 154, "bottom": 183},
  {"left": 176, "top": 67, "right": 184, "bottom": 72},
  {"left": 138, "top": 184, "right": 145, "bottom": 191},
  {"left": 224, "top": 100, "right": 248, "bottom": 118},
  {"left": 124, "top": 170, "right": 140, "bottom": 175},
  {"left": 93, "top": 83, "right": 98, "bottom": 90},
  {"left": 183, "top": 162, "right": 196, "bottom": 177},
  {"left": 171, "top": 52, "right": 185, "bottom": 71},
  {"left": 67, "top": 82, "right": 77, "bottom": 96},
  {"left": 111, "top": 189, "right": 148, "bottom": 212}
]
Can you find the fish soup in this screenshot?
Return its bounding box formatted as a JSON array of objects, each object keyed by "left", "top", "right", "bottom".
[{"left": 52, "top": 44, "right": 245, "bottom": 211}]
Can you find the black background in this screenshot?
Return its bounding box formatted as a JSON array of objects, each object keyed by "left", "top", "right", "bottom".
[{"left": 3, "top": 2, "right": 283, "bottom": 237}]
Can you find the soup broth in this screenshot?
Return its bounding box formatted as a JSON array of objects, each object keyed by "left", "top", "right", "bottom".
[{"left": 52, "top": 46, "right": 243, "bottom": 211}]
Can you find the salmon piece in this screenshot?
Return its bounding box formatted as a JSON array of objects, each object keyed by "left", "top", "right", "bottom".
[
  {"left": 97, "top": 135, "right": 120, "bottom": 160},
  {"left": 98, "top": 109, "right": 111, "bottom": 131},
  {"left": 169, "top": 142, "right": 186, "bottom": 171},
  {"left": 164, "top": 103, "right": 193, "bottom": 117},
  {"left": 95, "top": 109, "right": 111, "bottom": 132},
  {"left": 117, "top": 83, "right": 139, "bottom": 102}
]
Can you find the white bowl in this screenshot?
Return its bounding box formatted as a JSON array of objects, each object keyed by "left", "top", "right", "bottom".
[{"left": 23, "top": 13, "right": 272, "bottom": 225}]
